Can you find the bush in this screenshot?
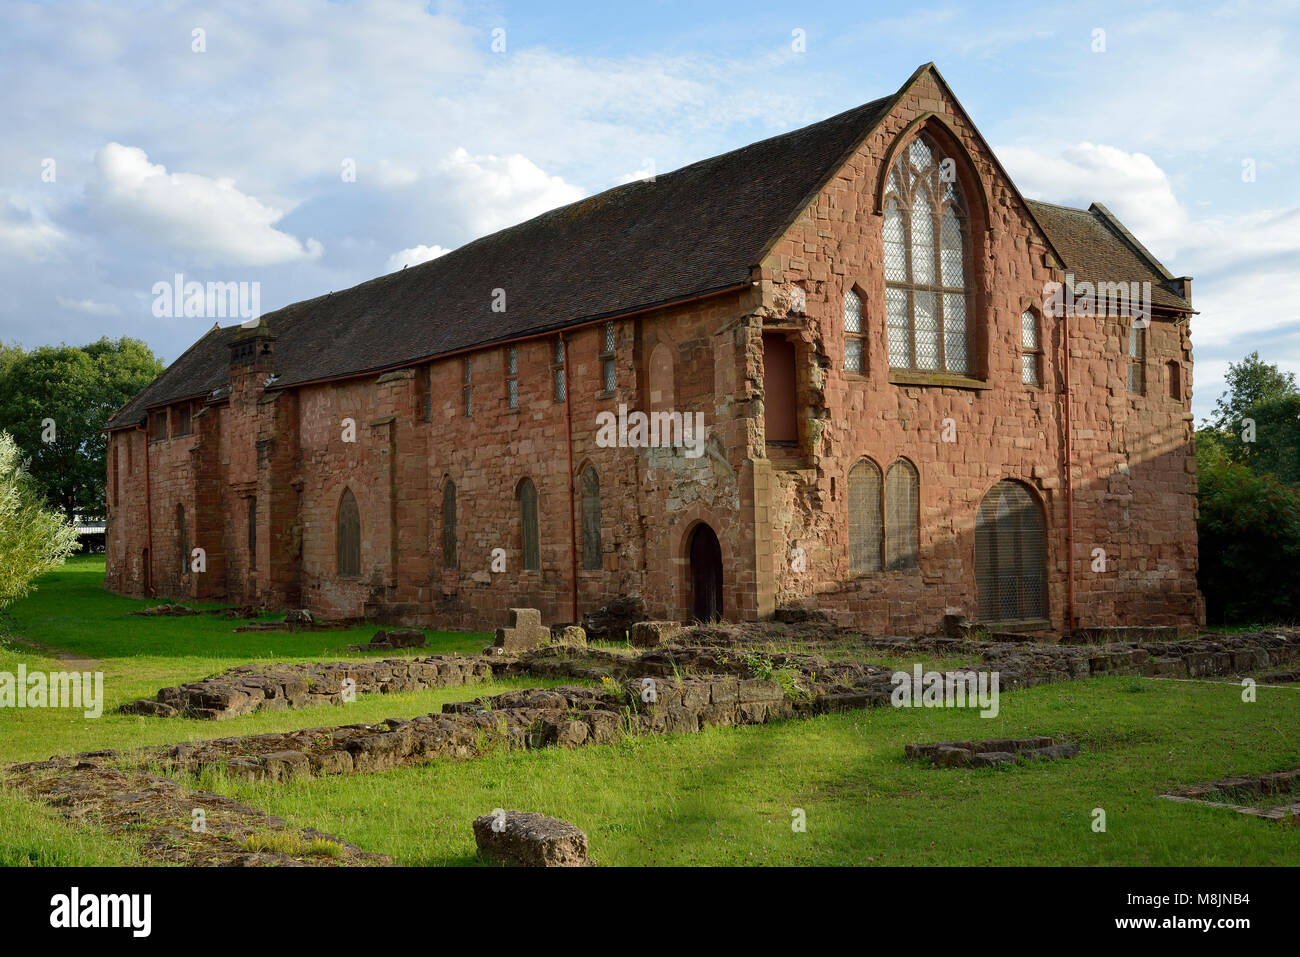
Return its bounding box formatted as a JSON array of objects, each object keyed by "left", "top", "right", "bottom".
[
  {"left": 1197, "top": 456, "right": 1300, "bottom": 623},
  {"left": 0, "top": 431, "right": 79, "bottom": 607}
]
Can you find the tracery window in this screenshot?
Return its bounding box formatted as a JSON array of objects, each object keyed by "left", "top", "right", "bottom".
[{"left": 883, "top": 133, "right": 972, "bottom": 374}]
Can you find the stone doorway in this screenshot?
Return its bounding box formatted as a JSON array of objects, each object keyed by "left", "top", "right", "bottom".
[{"left": 689, "top": 523, "right": 723, "bottom": 623}]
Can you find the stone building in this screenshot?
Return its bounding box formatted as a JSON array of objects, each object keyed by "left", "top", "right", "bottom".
[{"left": 104, "top": 64, "right": 1204, "bottom": 634}]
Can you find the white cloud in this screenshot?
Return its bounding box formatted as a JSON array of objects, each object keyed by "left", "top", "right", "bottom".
[
  {"left": 386, "top": 243, "right": 451, "bottom": 272},
  {"left": 1000, "top": 140, "right": 1300, "bottom": 421},
  {"left": 56, "top": 295, "right": 120, "bottom": 316},
  {"left": 88, "top": 143, "right": 323, "bottom": 267},
  {"left": 1000, "top": 142, "right": 1187, "bottom": 253},
  {"left": 436, "top": 148, "right": 586, "bottom": 235},
  {"left": 0, "top": 195, "right": 66, "bottom": 263}
]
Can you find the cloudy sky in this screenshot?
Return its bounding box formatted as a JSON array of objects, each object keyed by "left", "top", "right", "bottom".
[{"left": 1, "top": 0, "right": 1296, "bottom": 422}]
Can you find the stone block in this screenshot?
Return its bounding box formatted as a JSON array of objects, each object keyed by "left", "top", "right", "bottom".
[
  {"left": 629, "top": 620, "right": 683, "bottom": 648},
  {"left": 472, "top": 811, "right": 590, "bottom": 867}
]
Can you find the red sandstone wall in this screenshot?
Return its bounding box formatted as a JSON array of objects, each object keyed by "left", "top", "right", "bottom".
[
  {"left": 750, "top": 71, "right": 1202, "bottom": 633},
  {"left": 105, "top": 71, "right": 1202, "bottom": 635}
]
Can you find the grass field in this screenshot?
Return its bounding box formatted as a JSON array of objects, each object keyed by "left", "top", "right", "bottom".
[{"left": 2, "top": 555, "right": 1299, "bottom": 866}]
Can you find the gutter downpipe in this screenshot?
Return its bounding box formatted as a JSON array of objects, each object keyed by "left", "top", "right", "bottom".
[
  {"left": 135, "top": 423, "right": 156, "bottom": 597},
  {"left": 1063, "top": 312, "right": 1076, "bottom": 632},
  {"left": 561, "top": 332, "right": 578, "bottom": 625}
]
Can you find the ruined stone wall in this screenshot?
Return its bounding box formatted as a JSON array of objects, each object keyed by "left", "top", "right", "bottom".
[{"left": 748, "top": 71, "right": 1202, "bottom": 633}]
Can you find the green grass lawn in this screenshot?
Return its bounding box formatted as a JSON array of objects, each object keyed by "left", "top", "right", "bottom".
[{"left": 3, "top": 555, "right": 1299, "bottom": 866}]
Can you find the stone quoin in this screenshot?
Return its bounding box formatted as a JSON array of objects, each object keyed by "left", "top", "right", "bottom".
[{"left": 103, "top": 63, "right": 1203, "bottom": 634}]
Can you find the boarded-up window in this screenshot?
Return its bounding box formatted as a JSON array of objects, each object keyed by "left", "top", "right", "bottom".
[
  {"left": 647, "top": 341, "right": 675, "bottom": 411},
  {"left": 463, "top": 357, "right": 473, "bottom": 416},
  {"left": 580, "top": 466, "right": 602, "bottom": 570},
  {"left": 419, "top": 365, "right": 432, "bottom": 422},
  {"left": 150, "top": 411, "right": 167, "bottom": 441},
  {"left": 247, "top": 497, "right": 257, "bottom": 572},
  {"left": 441, "top": 479, "right": 457, "bottom": 570},
  {"left": 884, "top": 459, "right": 919, "bottom": 570},
  {"left": 519, "top": 479, "right": 540, "bottom": 571},
  {"left": 1167, "top": 360, "right": 1181, "bottom": 401},
  {"left": 1127, "top": 323, "right": 1146, "bottom": 394},
  {"left": 337, "top": 488, "right": 360, "bottom": 577},
  {"left": 177, "top": 504, "right": 188, "bottom": 574},
  {"left": 174, "top": 402, "right": 192, "bottom": 437},
  {"left": 975, "top": 480, "right": 1046, "bottom": 621},
  {"left": 848, "top": 459, "right": 883, "bottom": 572}
]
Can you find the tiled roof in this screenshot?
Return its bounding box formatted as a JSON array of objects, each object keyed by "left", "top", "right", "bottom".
[
  {"left": 106, "top": 68, "right": 1193, "bottom": 432},
  {"left": 1025, "top": 200, "right": 1192, "bottom": 313},
  {"left": 107, "top": 94, "right": 896, "bottom": 430}
]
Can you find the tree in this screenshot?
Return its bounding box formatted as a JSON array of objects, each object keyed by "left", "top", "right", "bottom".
[
  {"left": 1199, "top": 352, "right": 1300, "bottom": 489},
  {"left": 1209, "top": 351, "right": 1298, "bottom": 432},
  {"left": 1196, "top": 453, "right": 1300, "bottom": 623},
  {"left": 0, "top": 431, "right": 79, "bottom": 607},
  {"left": 0, "top": 338, "right": 163, "bottom": 521}
]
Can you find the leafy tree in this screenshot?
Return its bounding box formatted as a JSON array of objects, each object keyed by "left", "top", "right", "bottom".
[
  {"left": 0, "top": 431, "right": 79, "bottom": 607},
  {"left": 1209, "top": 351, "right": 1298, "bottom": 431},
  {"left": 1196, "top": 454, "right": 1300, "bottom": 624},
  {"left": 1199, "top": 352, "right": 1300, "bottom": 489},
  {"left": 0, "top": 338, "right": 162, "bottom": 521}
]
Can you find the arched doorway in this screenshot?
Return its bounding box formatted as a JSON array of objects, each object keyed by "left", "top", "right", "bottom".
[
  {"left": 688, "top": 523, "right": 723, "bottom": 622},
  {"left": 975, "top": 480, "right": 1047, "bottom": 622}
]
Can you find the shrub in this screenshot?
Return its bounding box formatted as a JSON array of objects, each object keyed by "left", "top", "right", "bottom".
[
  {"left": 1197, "top": 456, "right": 1300, "bottom": 623},
  {"left": 0, "top": 431, "right": 79, "bottom": 608}
]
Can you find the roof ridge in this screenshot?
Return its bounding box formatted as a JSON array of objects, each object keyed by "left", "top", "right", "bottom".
[{"left": 1088, "top": 201, "right": 1177, "bottom": 283}]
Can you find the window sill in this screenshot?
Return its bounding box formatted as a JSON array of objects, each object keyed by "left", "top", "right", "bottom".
[{"left": 889, "top": 371, "right": 989, "bottom": 390}]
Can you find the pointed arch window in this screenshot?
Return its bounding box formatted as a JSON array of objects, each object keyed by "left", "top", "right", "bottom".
[
  {"left": 580, "top": 466, "right": 602, "bottom": 570},
  {"left": 441, "top": 479, "right": 458, "bottom": 570},
  {"left": 337, "top": 488, "right": 360, "bottom": 577},
  {"left": 883, "top": 133, "right": 972, "bottom": 374},
  {"left": 884, "top": 459, "right": 919, "bottom": 570},
  {"left": 848, "top": 459, "right": 883, "bottom": 572},
  {"left": 519, "top": 478, "right": 540, "bottom": 571}
]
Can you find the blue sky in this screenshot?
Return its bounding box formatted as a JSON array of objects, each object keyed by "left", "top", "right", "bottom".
[{"left": 1, "top": 0, "right": 1297, "bottom": 423}]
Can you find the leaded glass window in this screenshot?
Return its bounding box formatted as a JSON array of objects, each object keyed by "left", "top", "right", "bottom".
[{"left": 883, "top": 133, "right": 972, "bottom": 374}]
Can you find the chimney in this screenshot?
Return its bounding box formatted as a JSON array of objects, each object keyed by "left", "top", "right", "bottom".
[{"left": 229, "top": 319, "right": 276, "bottom": 375}]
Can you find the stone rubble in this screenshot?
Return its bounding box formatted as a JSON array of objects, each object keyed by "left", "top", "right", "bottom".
[
  {"left": 2, "top": 755, "right": 389, "bottom": 866},
  {"left": 906, "top": 737, "right": 1080, "bottom": 768},
  {"left": 119, "top": 655, "right": 497, "bottom": 719}
]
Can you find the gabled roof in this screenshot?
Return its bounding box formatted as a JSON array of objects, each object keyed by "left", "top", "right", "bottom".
[
  {"left": 106, "top": 64, "right": 1192, "bottom": 432},
  {"left": 107, "top": 91, "right": 900, "bottom": 430},
  {"left": 1026, "top": 200, "right": 1192, "bottom": 313}
]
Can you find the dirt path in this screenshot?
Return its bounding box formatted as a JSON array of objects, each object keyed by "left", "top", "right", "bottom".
[{"left": 2, "top": 635, "right": 104, "bottom": 671}]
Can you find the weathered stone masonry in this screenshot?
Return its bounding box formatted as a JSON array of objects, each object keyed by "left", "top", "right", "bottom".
[{"left": 104, "top": 64, "right": 1203, "bottom": 635}]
